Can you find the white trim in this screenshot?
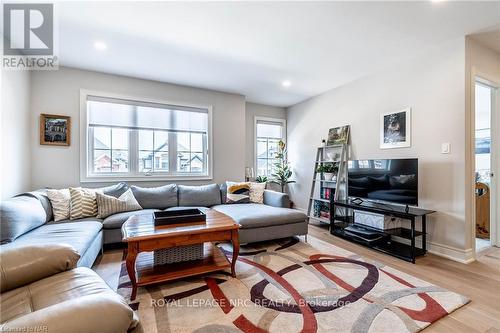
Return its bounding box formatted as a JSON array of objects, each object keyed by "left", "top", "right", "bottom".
[
  {"left": 379, "top": 108, "right": 411, "bottom": 149},
  {"left": 427, "top": 242, "right": 475, "bottom": 264},
  {"left": 79, "top": 89, "right": 213, "bottom": 183},
  {"left": 254, "top": 116, "right": 287, "bottom": 177}
]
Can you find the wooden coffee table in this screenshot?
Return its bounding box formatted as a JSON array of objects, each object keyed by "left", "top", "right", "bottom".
[{"left": 122, "top": 209, "right": 239, "bottom": 300}]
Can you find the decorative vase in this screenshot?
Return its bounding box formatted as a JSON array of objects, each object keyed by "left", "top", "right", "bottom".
[{"left": 323, "top": 173, "right": 334, "bottom": 181}]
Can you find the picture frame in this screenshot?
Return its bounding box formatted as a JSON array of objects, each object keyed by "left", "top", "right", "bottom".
[
  {"left": 327, "top": 125, "right": 350, "bottom": 146},
  {"left": 40, "top": 114, "right": 71, "bottom": 146},
  {"left": 380, "top": 108, "right": 411, "bottom": 149}
]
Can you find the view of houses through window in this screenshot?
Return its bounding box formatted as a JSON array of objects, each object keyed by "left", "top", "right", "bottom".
[
  {"left": 256, "top": 118, "right": 285, "bottom": 177},
  {"left": 86, "top": 95, "right": 209, "bottom": 179}
]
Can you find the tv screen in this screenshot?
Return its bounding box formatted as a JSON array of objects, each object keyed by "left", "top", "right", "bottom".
[{"left": 347, "top": 158, "right": 418, "bottom": 206}]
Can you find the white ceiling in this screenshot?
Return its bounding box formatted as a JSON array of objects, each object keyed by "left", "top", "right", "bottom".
[{"left": 55, "top": 1, "right": 500, "bottom": 107}]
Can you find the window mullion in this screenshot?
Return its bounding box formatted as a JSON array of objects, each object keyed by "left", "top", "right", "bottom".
[
  {"left": 169, "top": 131, "right": 177, "bottom": 175},
  {"left": 88, "top": 127, "right": 95, "bottom": 176},
  {"left": 129, "top": 129, "right": 138, "bottom": 176}
]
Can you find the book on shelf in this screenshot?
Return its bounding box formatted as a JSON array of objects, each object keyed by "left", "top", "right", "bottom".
[
  {"left": 321, "top": 188, "right": 332, "bottom": 200},
  {"left": 313, "top": 200, "right": 330, "bottom": 219}
]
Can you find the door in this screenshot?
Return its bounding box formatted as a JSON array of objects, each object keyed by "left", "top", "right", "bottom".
[{"left": 474, "top": 80, "right": 498, "bottom": 252}]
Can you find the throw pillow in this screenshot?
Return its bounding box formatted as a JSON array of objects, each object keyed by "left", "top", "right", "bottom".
[
  {"left": 69, "top": 187, "right": 99, "bottom": 219},
  {"left": 226, "top": 181, "right": 250, "bottom": 204},
  {"left": 96, "top": 189, "right": 142, "bottom": 218},
  {"left": 47, "top": 189, "right": 71, "bottom": 221},
  {"left": 249, "top": 182, "right": 266, "bottom": 204}
]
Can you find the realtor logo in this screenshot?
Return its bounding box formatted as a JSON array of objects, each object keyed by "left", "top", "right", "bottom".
[{"left": 2, "top": 3, "right": 57, "bottom": 69}]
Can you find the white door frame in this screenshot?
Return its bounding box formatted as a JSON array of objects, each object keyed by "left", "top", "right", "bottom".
[{"left": 473, "top": 77, "right": 499, "bottom": 252}]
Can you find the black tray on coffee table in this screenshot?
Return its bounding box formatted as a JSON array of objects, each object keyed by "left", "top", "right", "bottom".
[{"left": 153, "top": 209, "right": 206, "bottom": 226}]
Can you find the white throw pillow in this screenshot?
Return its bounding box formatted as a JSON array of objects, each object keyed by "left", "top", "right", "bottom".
[
  {"left": 47, "top": 189, "right": 71, "bottom": 221},
  {"left": 96, "top": 188, "right": 142, "bottom": 219},
  {"left": 249, "top": 182, "right": 266, "bottom": 204}
]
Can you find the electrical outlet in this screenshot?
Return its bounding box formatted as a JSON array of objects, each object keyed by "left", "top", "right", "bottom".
[{"left": 441, "top": 143, "right": 451, "bottom": 154}]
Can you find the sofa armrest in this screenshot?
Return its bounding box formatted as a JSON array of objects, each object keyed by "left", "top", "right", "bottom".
[
  {"left": 0, "top": 244, "right": 80, "bottom": 292},
  {"left": 263, "top": 190, "right": 290, "bottom": 208},
  {"left": 0, "top": 294, "right": 139, "bottom": 333}
]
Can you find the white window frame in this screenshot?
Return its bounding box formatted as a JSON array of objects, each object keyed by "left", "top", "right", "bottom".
[
  {"left": 80, "top": 89, "right": 213, "bottom": 182},
  {"left": 254, "top": 116, "right": 286, "bottom": 177}
]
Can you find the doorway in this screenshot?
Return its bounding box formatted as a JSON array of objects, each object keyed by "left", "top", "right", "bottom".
[{"left": 474, "top": 80, "right": 498, "bottom": 253}]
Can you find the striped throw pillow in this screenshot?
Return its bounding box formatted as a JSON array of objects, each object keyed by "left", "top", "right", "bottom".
[
  {"left": 96, "top": 189, "right": 142, "bottom": 219},
  {"left": 47, "top": 189, "right": 71, "bottom": 221},
  {"left": 69, "top": 188, "right": 99, "bottom": 219}
]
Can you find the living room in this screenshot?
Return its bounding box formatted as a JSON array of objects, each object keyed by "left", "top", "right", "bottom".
[{"left": 1, "top": 1, "right": 500, "bottom": 333}]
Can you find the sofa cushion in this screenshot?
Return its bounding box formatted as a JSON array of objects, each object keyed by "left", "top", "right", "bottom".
[
  {"left": 95, "top": 182, "right": 129, "bottom": 198},
  {"left": 102, "top": 209, "right": 160, "bottom": 229},
  {"left": 47, "top": 216, "right": 103, "bottom": 225},
  {"left": 130, "top": 184, "right": 177, "bottom": 209},
  {"left": 165, "top": 206, "right": 209, "bottom": 212},
  {"left": 18, "top": 190, "right": 53, "bottom": 222},
  {"left": 178, "top": 184, "right": 222, "bottom": 207},
  {"left": 212, "top": 203, "right": 307, "bottom": 229},
  {"left": 0, "top": 196, "right": 47, "bottom": 244},
  {"left": 0, "top": 267, "right": 138, "bottom": 332},
  {"left": 1, "top": 221, "right": 102, "bottom": 260},
  {"left": 0, "top": 244, "right": 80, "bottom": 293}
]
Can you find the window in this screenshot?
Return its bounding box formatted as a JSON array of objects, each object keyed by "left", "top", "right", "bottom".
[
  {"left": 255, "top": 117, "right": 286, "bottom": 177},
  {"left": 475, "top": 82, "right": 494, "bottom": 184},
  {"left": 81, "top": 92, "right": 211, "bottom": 181}
]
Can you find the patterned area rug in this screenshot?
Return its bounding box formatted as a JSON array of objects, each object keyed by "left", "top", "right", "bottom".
[{"left": 117, "top": 236, "right": 469, "bottom": 333}]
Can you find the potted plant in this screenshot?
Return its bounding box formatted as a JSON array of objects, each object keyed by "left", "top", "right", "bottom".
[
  {"left": 317, "top": 163, "right": 338, "bottom": 181},
  {"left": 255, "top": 175, "right": 268, "bottom": 183},
  {"left": 270, "top": 140, "right": 295, "bottom": 193}
]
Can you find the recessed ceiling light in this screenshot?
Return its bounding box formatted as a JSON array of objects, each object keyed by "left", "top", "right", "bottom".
[
  {"left": 282, "top": 80, "right": 291, "bottom": 87},
  {"left": 94, "top": 41, "right": 107, "bottom": 50}
]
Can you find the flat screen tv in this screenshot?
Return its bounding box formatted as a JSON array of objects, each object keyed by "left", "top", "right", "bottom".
[{"left": 347, "top": 158, "right": 418, "bottom": 206}]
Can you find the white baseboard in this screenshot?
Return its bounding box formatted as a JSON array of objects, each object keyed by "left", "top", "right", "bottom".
[{"left": 427, "top": 242, "right": 475, "bottom": 264}]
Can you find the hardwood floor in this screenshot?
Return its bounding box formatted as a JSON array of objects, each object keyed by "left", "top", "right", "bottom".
[{"left": 93, "top": 223, "right": 500, "bottom": 333}]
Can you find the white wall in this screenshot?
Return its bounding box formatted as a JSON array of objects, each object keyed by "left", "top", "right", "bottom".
[
  {"left": 245, "top": 102, "right": 286, "bottom": 168},
  {"left": 287, "top": 38, "right": 468, "bottom": 259},
  {"left": 30, "top": 67, "right": 246, "bottom": 189},
  {"left": 1, "top": 70, "right": 31, "bottom": 199}
]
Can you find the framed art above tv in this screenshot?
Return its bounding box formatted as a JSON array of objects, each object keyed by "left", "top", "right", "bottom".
[{"left": 380, "top": 108, "right": 411, "bottom": 149}]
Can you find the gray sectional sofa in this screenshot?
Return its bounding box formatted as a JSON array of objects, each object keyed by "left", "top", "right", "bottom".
[
  {"left": 0, "top": 182, "right": 307, "bottom": 332},
  {"left": 1, "top": 183, "right": 308, "bottom": 266}
]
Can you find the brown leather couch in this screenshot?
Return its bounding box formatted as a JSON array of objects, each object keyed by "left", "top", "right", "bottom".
[{"left": 0, "top": 244, "right": 141, "bottom": 333}]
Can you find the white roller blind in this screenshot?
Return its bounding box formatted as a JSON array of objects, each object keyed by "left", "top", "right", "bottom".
[
  {"left": 256, "top": 120, "right": 283, "bottom": 139},
  {"left": 88, "top": 96, "right": 208, "bottom": 133}
]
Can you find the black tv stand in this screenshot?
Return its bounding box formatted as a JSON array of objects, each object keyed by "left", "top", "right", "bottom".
[
  {"left": 330, "top": 198, "right": 435, "bottom": 263},
  {"left": 351, "top": 197, "right": 364, "bottom": 205}
]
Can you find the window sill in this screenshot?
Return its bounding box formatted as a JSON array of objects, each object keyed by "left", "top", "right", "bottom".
[{"left": 80, "top": 174, "right": 213, "bottom": 183}]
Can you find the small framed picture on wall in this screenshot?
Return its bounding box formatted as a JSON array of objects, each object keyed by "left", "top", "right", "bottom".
[
  {"left": 40, "top": 114, "right": 71, "bottom": 146},
  {"left": 380, "top": 108, "right": 411, "bottom": 149}
]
